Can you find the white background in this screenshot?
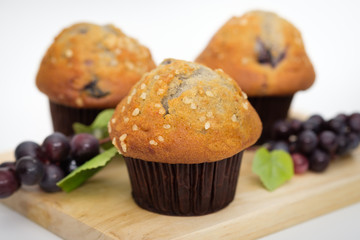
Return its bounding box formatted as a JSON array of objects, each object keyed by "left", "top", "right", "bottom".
[{"left": 0, "top": 0, "right": 359, "bottom": 239}]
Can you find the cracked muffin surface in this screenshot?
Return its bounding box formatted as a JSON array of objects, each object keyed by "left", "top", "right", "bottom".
[
  {"left": 36, "top": 22, "right": 156, "bottom": 108},
  {"left": 109, "top": 59, "right": 262, "bottom": 163},
  {"left": 196, "top": 10, "right": 315, "bottom": 96}
]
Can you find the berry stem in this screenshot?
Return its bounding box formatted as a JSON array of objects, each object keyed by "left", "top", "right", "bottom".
[{"left": 99, "top": 137, "right": 111, "bottom": 145}]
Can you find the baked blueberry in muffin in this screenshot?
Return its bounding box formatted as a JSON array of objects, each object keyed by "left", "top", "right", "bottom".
[
  {"left": 196, "top": 10, "right": 315, "bottom": 143},
  {"left": 36, "top": 22, "right": 156, "bottom": 135},
  {"left": 109, "top": 59, "right": 262, "bottom": 215}
]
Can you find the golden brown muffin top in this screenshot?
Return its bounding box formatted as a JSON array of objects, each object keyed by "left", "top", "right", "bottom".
[
  {"left": 196, "top": 10, "right": 315, "bottom": 96},
  {"left": 36, "top": 23, "right": 156, "bottom": 108},
  {"left": 109, "top": 59, "right": 262, "bottom": 164}
]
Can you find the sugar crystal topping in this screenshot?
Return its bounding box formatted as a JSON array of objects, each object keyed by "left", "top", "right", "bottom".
[
  {"left": 132, "top": 108, "right": 140, "bottom": 116},
  {"left": 231, "top": 114, "right": 237, "bottom": 122},
  {"left": 205, "top": 121, "right": 211, "bottom": 130},
  {"left": 140, "top": 92, "right": 147, "bottom": 100},
  {"left": 132, "top": 124, "right": 139, "bottom": 131},
  {"left": 205, "top": 91, "right": 214, "bottom": 97},
  {"left": 149, "top": 140, "right": 158, "bottom": 145}
]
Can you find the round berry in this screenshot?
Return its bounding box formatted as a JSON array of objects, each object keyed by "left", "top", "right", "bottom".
[
  {"left": 298, "top": 130, "right": 318, "bottom": 154},
  {"left": 42, "top": 132, "right": 70, "bottom": 163},
  {"left": 289, "top": 140, "right": 299, "bottom": 153},
  {"left": 309, "top": 149, "right": 330, "bottom": 172},
  {"left": 70, "top": 133, "right": 99, "bottom": 165},
  {"left": 0, "top": 169, "right": 20, "bottom": 198},
  {"left": 0, "top": 161, "right": 16, "bottom": 171},
  {"left": 15, "top": 141, "right": 40, "bottom": 161},
  {"left": 271, "top": 141, "right": 290, "bottom": 152},
  {"left": 334, "top": 113, "right": 348, "bottom": 123},
  {"left": 15, "top": 156, "right": 45, "bottom": 186},
  {"left": 336, "top": 134, "right": 349, "bottom": 156},
  {"left": 319, "top": 130, "right": 338, "bottom": 154},
  {"left": 40, "top": 165, "right": 65, "bottom": 193},
  {"left": 303, "top": 115, "right": 324, "bottom": 133},
  {"left": 289, "top": 119, "right": 303, "bottom": 135},
  {"left": 291, "top": 153, "right": 309, "bottom": 174},
  {"left": 347, "top": 132, "right": 360, "bottom": 151},
  {"left": 326, "top": 119, "right": 348, "bottom": 135},
  {"left": 60, "top": 158, "right": 78, "bottom": 175},
  {"left": 348, "top": 113, "right": 360, "bottom": 133},
  {"left": 272, "top": 120, "right": 291, "bottom": 140}
]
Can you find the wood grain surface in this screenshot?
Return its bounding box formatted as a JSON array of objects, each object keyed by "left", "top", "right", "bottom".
[{"left": 1, "top": 148, "right": 360, "bottom": 240}]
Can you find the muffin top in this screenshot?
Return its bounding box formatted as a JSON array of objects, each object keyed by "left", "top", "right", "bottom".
[
  {"left": 196, "top": 10, "right": 315, "bottom": 96},
  {"left": 109, "top": 59, "right": 262, "bottom": 164},
  {"left": 36, "top": 23, "right": 156, "bottom": 108}
]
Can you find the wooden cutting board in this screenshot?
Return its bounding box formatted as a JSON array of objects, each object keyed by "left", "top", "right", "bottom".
[{"left": 1, "top": 147, "right": 360, "bottom": 240}]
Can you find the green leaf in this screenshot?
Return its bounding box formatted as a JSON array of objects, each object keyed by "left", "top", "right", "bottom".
[
  {"left": 72, "top": 109, "right": 115, "bottom": 140},
  {"left": 91, "top": 109, "right": 115, "bottom": 129},
  {"left": 100, "top": 141, "right": 114, "bottom": 150},
  {"left": 252, "top": 147, "right": 294, "bottom": 191},
  {"left": 73, "top": 122, "right": 92, "bottom": 134},
  {"left": 57, "top": 147, "right": 120, "bottom": 193}
]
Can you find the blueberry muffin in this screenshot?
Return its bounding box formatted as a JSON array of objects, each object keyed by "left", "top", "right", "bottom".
[
  {"left": 196, "top": 10, "right": 315, "bottom": 143},
  {"left": 109, "top": 59, "right": 262, "bottom": 216},
  {"left": 36, "top": 22, "right": 156, "bottom": 135}
]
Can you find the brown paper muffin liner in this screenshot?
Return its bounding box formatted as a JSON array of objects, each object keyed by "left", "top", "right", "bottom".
[
  {"left": 49, "top": 101, "right": 104, "bottom": 136},
  {"left": 248, "top": 95, "right": 293, "bottom": 144},
  {"left": 124, "top": 152, "right": 243, "bottom": 216}
]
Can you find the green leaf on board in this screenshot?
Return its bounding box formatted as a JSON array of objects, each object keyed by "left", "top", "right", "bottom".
[
  {"left": 252, "top": 147, "right": 294, "bottom": 191},
  {"left": 72, "top": 108, "right": 114, "bottom": 139},
  {"left": 57, "top": 147, "right": 120, "bottom": 193}
]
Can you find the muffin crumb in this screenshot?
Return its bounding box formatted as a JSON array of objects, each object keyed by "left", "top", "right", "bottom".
[
  {"left": 157, "top": 89, "right": 165, "bottom": 95},
  {"left": 182, "top": 97, "right": 192, "bottom": 104},
  {"left": 163, "top": 124, "right": 171, "bottom": 129},
  {"left": 190, "top": 103, "right": 197, "bottom": 110},
  {"left": 242, "top": 102, "right": 249, "bottom": 110},
  {"left": 132, "top": 124, "right": 139, "bottom": 131},
  {"left": 64, "top": 49, "right": 73, "bottom": 58},
  {"left": 140, "top": 92, "right": 147, "bottom": 100},
  {"left": 127, "top": 96, "right": 132, "bottom": 104},
  {"left": 75, "top": 97, "right": 84, "bottom": 107},
  {"left": 205, "top": 91, "right": 214, "bottom": 97},
  {"left": 149, "top": 140, "right": 158, "bottom": 145},
  {"left": 239, "top": 18, "right": 248, "bottom": 25},
  {"left": 120, "top": 142, "right": 127, "bottom": 153},
  {"left": 159, "top": 108, "right": 166, "bottom": 115},
  {"left": 108, "top": 122, "right": 112, "bottom": 133},
  {"left": 205, "top": 121, "right": 211, "bottom": 130},
  {"left": 114, "top": 48, "right": 122, "bottom": 55},
  {"left": 158, "top": 136, "right": 164, "bottom": 142},
  {"left": 130, "top": 89, "right": 137, "bottom": 96},
  {"left": 132, "top": 108, "right": 140, "bottom": 116},
  {"left": 231, "top": 114, "right": 237, "bottom": 122},
  {"left": 112, "top": 137, "right": 117, "bottom": 147},
  {"left": 124, "top": 117, "right": 129, "bottom": 123},
  {"left": 242, "top": 91, "right": 248, "bottom": 99},
  {"left": 120, "top": 133, "right": 127, "bottom": 142}
]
